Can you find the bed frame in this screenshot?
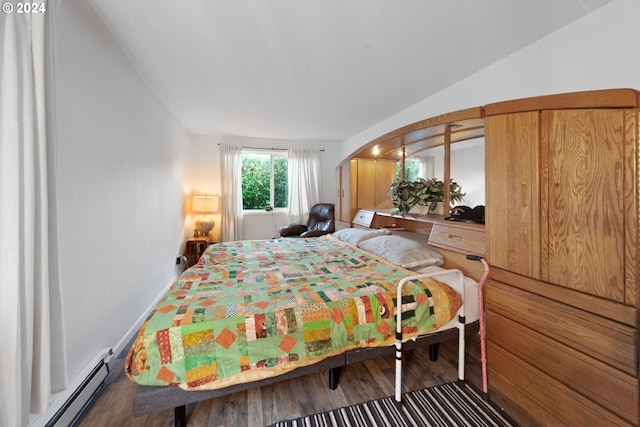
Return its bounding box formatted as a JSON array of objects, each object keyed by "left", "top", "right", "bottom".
[{"left": 132, "top": 319, "right": 479, "bottom": 427}]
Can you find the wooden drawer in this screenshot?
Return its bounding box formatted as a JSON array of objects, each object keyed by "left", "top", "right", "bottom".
[
  {"left": 486, "top": 279, "right": 637, "bottom": 375},
  {"left": 486, "top": 277, "right": 640, "bottom": 426},
  {"left": 427, "top": 223, "right": 485, "bottom": 256},
  {"left": 487, "top": 343, "right": 635, "bottom": 427},
  {"left": 487, "top": 310, "right": 639, "bottom": 424},
  {"left": 352, "top": 209, "right": 374, "bottom": 228}
]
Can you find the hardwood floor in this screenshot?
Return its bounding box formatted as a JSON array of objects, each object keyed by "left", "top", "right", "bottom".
[{"left": 75, "top": 336, "right": 487, "bottom": 427}]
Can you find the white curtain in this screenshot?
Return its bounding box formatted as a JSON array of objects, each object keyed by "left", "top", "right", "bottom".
[
  {"left": 220, "top": 144, "right": 244, "bottom": 241},
  {"left": 418, "top": 155, "right": 435, "bottom": 179},
  {"left": 287, "top": 148, "right": 322, "bottom": 224},
  {"left": 0, "top": 3, "right": 68, "bottom": 426}
]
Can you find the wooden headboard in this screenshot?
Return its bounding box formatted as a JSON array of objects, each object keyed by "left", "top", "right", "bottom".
[{"left": 353, "top": 208, "right": 486, "bottom": 280}]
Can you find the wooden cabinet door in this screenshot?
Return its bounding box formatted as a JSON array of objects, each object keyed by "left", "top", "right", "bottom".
[
  {"left": 355, "top": 159, "right": 397, "bottom": 210},
  {"left": 374, "top": 160, "right": 396, "bottom": 210},
  {"left": 485, "top": 112, "right": 541, "bottom": 279},
  {"left": 541, "top": 109, "right": 634, "bottom": 303},
  {"left": 337, "top": 162, "right": 351, "bottom": 222},
  {"left": 356, "top": 159, "right": 377, "bottom": 209}
]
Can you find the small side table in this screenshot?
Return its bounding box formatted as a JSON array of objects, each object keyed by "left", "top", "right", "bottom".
[{"left": 185, "top": 237, "right": 210, "bottom": 267}]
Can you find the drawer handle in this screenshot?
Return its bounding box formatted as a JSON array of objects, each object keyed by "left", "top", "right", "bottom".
[
  {"left": 521, "top": 184, "right": 528, "bottom": 208},
  {"left": 448, "top": 234, "right": 463, "bottom": 239}
]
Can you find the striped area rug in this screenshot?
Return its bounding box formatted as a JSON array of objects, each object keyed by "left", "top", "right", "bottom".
[{"left": 269, "top": 382, "right": 517, "bottom": 427}]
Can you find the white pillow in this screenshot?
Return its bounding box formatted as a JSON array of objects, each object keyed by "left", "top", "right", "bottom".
[
  {"left": 388, "top": 230, "right": 430, "bottom": 245},
  {"left": 332, "top": 228, "right": 390, "bottom": 246},
  {"left": 357, "top": 235, "right": 444, "bottom": 269}
]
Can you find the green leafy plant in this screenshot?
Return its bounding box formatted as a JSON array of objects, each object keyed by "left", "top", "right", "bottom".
[
  {"left": 447, "top": 179, "right": 465, "bottom": 205},
  {"left": 389, "top": 178, "right": 465, "bottom": 215},
  {"left": 389, "top": 180, "right": 421, "bottom": 215}
]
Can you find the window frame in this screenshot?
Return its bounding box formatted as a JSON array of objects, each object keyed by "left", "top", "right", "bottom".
[{"left": 241, "top": 148, "right": 288, "bottom": 212}]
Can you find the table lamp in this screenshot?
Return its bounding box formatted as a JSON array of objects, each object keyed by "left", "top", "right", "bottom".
[{"left": 192, "top": 195, "right": 219, "bottom": 238}]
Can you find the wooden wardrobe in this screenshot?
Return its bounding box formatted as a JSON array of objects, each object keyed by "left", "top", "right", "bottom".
[
  {"left": 484, "top": 89, "right": 640, "bottom": 426},
  {"left": 338, "top": 88, "right": 639, "bottom": 425}
]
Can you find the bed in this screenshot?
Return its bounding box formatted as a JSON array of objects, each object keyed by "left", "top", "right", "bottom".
[{"left": 126, "top": 228, "right": 480, "bottom": 426}]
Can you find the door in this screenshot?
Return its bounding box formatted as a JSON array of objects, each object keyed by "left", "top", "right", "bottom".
[
  {"left": 541, "top": 109, "right": 630, "bottom": 302},
  {"left": 338, "top": 161, "right": 351, "bottom": 222},
  {"left": 485, "top": 111, "right": 541, "bottom": 279}
]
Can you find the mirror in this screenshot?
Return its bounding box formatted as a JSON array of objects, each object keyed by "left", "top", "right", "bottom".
[
  {"left": 404, "top": 146, "right": 444, "bottom": 182},
  {"left": 341, "top": 106, "right": 486, "bottom": 220},
  {"left": 404, "top": 137, "right": 484, "bottom": 207},
  {"left": 450, "top": 137, "right": 485, "bottom": 207}
]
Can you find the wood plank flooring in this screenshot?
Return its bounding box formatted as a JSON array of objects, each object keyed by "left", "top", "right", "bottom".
[{"left": 75, "top": 336, "right": 488, "bottom": 427}]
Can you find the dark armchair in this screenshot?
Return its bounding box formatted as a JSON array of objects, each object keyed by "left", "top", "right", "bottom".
[{"left": 279, "top": 203, "right": 335, "bottom": 238}]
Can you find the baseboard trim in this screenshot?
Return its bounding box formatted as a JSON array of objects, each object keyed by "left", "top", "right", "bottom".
[
  {"left": 29, "top": 275, "right": 179, "bottom": 427},
  {"left": 47, "top": 358, "right": 109, "bottom": 427},
  {"left": 110, "top": 274, "right": 178, "bottom": 360},
  {"left": 29, "top": 348, "right": 111, "bottom": 427}
]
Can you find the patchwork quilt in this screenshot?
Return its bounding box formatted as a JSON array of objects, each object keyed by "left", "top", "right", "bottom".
[{"left": 125, "top": 236, "right": 461, "bottom": 391}]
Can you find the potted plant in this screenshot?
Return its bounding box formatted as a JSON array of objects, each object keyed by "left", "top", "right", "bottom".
[
  {"left": 389, "top": 178, "right": 465, "bottom": 215},
  {"left": 389, "top": 179, "right": 422, "bottom": 215},
  {"left": 424, "top": 178, "right": 465, "bottom": 213}
]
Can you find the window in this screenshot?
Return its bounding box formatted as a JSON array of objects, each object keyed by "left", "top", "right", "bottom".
[{"left": 241, "top": 150, "right": 288, "bottom": 210}]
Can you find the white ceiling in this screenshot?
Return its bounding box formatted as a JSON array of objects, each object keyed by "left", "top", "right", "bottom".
[{"left": 89, "top": 0, "right": 613, "bottom": 142}]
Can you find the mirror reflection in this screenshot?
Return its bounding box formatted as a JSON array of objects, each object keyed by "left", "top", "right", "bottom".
[
  {"left": 402, "top": 137, "right": 484, "bottom": 207},
  {"left": 450, "top": 137, "right": 484, "bottom": 207},
  {"left": 401, "top": 146, "right": 444, "bottom": 182}
]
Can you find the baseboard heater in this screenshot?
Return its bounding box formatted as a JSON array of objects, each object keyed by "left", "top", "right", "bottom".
[{"left": 45, "top": 352, "right": 110, "bottom": 427}]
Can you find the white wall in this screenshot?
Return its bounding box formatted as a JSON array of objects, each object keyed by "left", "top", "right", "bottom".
[
  {"left": 341, "top": 0, "right": 640, "bottom": 161},
  {"left": 451, "top": 139, "right": 485, "bottom": 207},
  {"left": 185, "top": 134, "right": 342, "bottom": 240},
  {"left": 55, "top": 0, "right": 191, "bottom": 383}
]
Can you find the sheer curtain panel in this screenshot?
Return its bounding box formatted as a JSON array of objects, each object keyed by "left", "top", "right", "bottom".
[
  {"left": 418, "top": 155, "right": 435, "bottom": 179},
  {"left": 220, "top": 144, "right": 244, "bottom": 242},
  {"left": 0, "top": 3, "right": 68, "bottom": 426},
  {"left": 287, "top": 148, "right": 322, "bottom": 225}
]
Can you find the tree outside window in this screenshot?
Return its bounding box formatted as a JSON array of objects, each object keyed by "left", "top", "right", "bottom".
[
  {"left": 396, "top": 158, "right": 420, "bottom": 181},
  {"left": 241, "top": 151, "right": 288, "bottom": 210}
]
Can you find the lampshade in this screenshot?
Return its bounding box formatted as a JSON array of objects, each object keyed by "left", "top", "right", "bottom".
[
  {"left": 192, "top": 195, "right": 219, "bottom": 213},
  {"left": 192, "top": 195, "right": 219, "bottom": 237}
]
